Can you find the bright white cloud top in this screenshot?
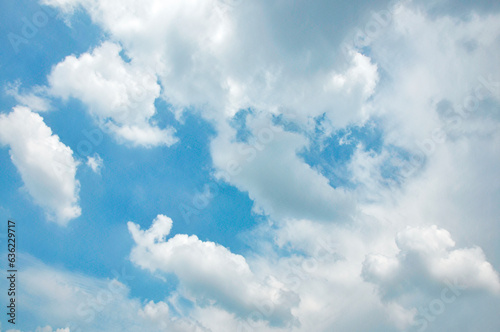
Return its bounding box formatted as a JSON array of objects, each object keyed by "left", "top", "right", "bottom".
[
  {"left": 0, "top": 0, "right": 500, "bottom": 331},
  {"left": 49, "top": 42, "right": 178, "bottom": 147}
]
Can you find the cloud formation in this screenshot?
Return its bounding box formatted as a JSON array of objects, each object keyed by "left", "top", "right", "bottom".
[
  {"left": 364, "top": 225, "right": 500, "bottom": 296},
  {"left": 48, "top": 42, "right": 177, "bottom": 147},
  {"left": 128, "top": 214, "right": 299, "bottom": 327},
  {"left": 0, "top": 106, "right": 81, "bottom": 225}
]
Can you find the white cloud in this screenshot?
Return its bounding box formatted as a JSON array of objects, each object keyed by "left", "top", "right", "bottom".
[
  {"left": 128, "top": 214, "right": 299, "bottom": 326},
  {"left": 360, "top": 224, "right": 500, "bottom": 331},
  {"left": 137, "top": 300, "right": 210, "bottom": 332},
  {"left": 42, "top": 0, "right": 382, "bottom": 128},
  {"left": 211, "top": 113, "right": 355, "bottom": 222},
  {"left": 6, "top": 254, "right": 205, "bottom": 332},
  {"left": 0, "top": 106, "right": 81, "bottom": 225},
  {"left": 48, "top": 42, "right": 177, "bottom": 147},
  {"left": 5, "top": 82, "right": 51, "bottom": 112},
  {"left": 249, "top": 215, "right": 415, "bottom": 332},
  {"left": 86, "top": 153, "right": 103, "bottom": 174},
  {"left": 392, "top": 132, "right": 500, "bottom": 264},
  {"left": 347, "top": 144, "right": 393, "bottom": 202},
  {"left": 138, "top": 301, "right": 170, "bottom": 330},
  {"left": 363, "top": 225, "right": 500, "bottom": 300},
  {"left": 366, "top": 4, "right": 500, "bottom": 150}
]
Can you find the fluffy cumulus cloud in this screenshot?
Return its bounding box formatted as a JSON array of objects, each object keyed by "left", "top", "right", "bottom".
[
  {"left": 362, "top": 225, "right": 500, "bottom": 331},
  {"left": 41, "top": 0, "right": 379, "bottom": 124},
  {"left": 48, "top": 42, "right": 177, "bottom": 147},
  {"left": 363, "top": 225, "right": 500, "bottom": 298},
  {"left": 138, "top": 301, "right": 171, "bottom": 331},
  {"left": 128, "top": 215, "right": 299, "bottom": 327},
  {"left": 0, "top": 106, "right": 81, "bottom": 225}
]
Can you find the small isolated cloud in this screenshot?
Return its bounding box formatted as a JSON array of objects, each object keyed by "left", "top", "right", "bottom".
[
  {"left": 86, "top": 153, "right": 103, "bottom": 174},
  {"left": 0, "top": 106, "right": 81, "bottom": 225},
  {"left": 48, "top": 42, "right": 178, "bottom": 148},
  {"left": 128, "top": 214, "right": 300, "bottom": 326},
  {"left": 5, "top": 81, "right": 51, "bottom": 112},
  {"left": 363, "top": 225, "right": 500, "bottom": 300}
]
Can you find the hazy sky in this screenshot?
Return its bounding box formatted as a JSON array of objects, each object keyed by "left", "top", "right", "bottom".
[{"left": 1, "top": 0, "right": 500, "bottom": 331}]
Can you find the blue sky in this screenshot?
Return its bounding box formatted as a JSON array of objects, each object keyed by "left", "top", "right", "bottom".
[{"left": 1, "top": 0, "right": 500, "bottom": 331}]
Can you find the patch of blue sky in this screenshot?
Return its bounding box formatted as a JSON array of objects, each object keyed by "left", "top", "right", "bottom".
[
  {"left": 51, "top": 100, "right": 257, "bottom": 284},
  {"left": 299, "top": 114, "right": 384, "bottom": 188},
  {"left": 272, "top": 112, "right": 304, "bottom": 134},
  {"left": 230, "top": 107, "right": 306, "bottom": 141},
  {"left": 118, "top": 48, "right": 133, "bottom": 64},
  {"left": 230, "top": 108, "right": 254, "bottom": 143},
  {"left": 380, "top": 143, "right": 429, "bottom": 187},
  {"left": 0, "top": 0, "right": 103, "bottom": 90},
  {"left": 169, "top": 293, "right": 196, "bottom": 317}
]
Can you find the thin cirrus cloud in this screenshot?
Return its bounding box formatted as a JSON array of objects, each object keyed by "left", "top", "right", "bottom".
[{"left": 5, "top": 81, "right": 51, "bottom": 112}]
